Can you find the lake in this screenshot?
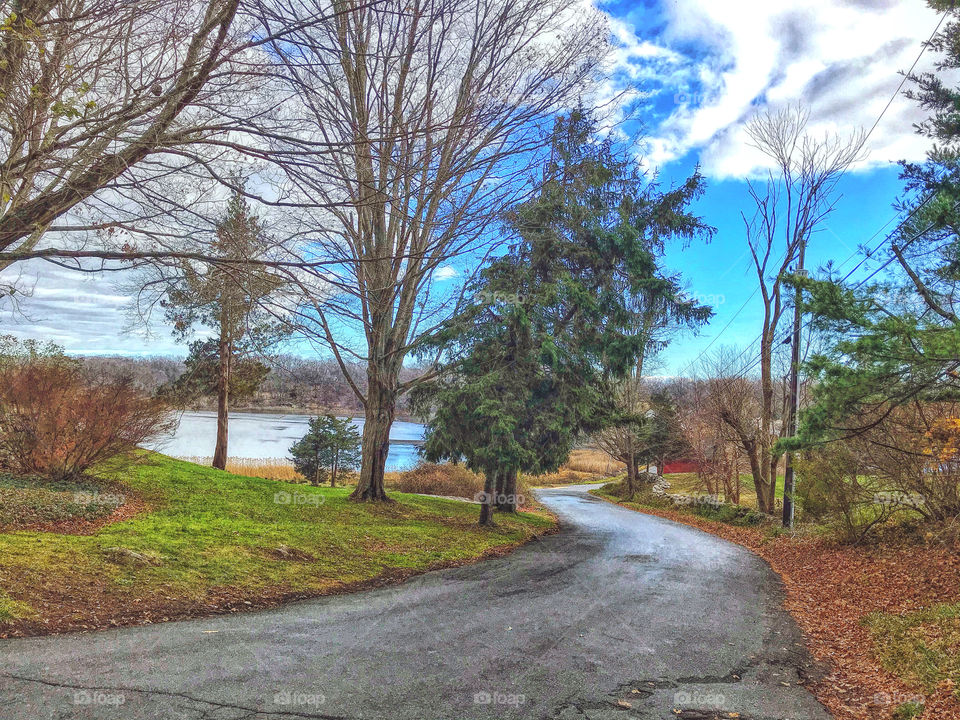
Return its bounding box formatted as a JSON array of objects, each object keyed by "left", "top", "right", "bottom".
[{"left": 150, "top": 411, "right": 425, "bottom": 472}]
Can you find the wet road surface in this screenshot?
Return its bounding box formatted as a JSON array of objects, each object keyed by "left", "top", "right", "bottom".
[{"left": 0, "top": 485, "right": 831, "bottom": 719}]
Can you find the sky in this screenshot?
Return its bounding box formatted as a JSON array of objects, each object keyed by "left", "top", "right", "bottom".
[{"left": 0, "top": 0, "right": 946, "bottom": 374}]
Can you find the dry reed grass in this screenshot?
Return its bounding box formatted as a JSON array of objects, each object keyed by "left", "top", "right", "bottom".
[{"left": 177, "top": 457, "right": 304, "bottom": 482}]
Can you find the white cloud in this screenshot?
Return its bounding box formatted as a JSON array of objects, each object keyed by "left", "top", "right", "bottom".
[
  {"left": 0, "top": 261, "right": 182, "bottom": 356},
  {"left": 433, "top": 266, "right": 459, "bottom": 281},
  {"left": 606, "top": 0, "right": 945, "bottom": 178}
]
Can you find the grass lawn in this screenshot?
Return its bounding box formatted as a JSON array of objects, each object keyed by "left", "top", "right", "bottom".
[
  {"left": 660, "top": 472, "right": 786, "bottom": 508},
  {"left": 865, "top": 603, "right": 960, "bottom": 702},
  {"left": 0, "top": 453, "right": 554, "bottom": 636}
]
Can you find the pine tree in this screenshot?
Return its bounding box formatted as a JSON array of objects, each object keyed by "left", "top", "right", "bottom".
[
  {"left": 788, "top": 2, "right": 960, "bottom": 449},
  {"left": 412, "top": 111, "right": 712, "bottom": 525},
  {"left": 290, "top": 416, "right": 362, "bottom": 487},
  {"left": 162, "top": 188, "right": 286, "bottom": 469}
]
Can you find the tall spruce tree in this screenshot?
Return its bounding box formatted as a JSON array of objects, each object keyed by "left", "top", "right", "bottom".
[{"left": 412, "top": 111, "right": 712, "bottom": 525}]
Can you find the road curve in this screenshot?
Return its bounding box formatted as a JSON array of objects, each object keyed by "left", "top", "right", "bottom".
[{"left": 0, "top": 485, "right": 831, "bottom": 720}]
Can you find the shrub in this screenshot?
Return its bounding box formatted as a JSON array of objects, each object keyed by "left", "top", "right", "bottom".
[
  {"left": 695, "top": 503, "right": 766, "bottom": 527},
  {"left": 387, "top": 462, "right": 533, "bottom": 504},
  {"left": 386, "top": 462, "right": 486, "bottom": 498},
  {"left": 795, "top": 444, "right": 896, "bottom": 543},
  {"left": 0, "top": 360, "right": 175, "bottom": 481}
]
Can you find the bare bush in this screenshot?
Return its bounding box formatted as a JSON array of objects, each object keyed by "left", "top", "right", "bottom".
[
  {"left": 795, "top": 401, "right": 960, "bottom": 541},
  {"left": 0, "top": 363, "right": 175, "bottom": 481},
  {"left": 386, "top": 462, "right": 533, "bottom": 504},
  {"left": 386, "top": 463, "right": 486, "bottom": 499}
]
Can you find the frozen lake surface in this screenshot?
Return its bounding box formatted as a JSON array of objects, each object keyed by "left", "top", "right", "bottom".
[{"left": 150, "top": 411, "right": 425, "bottom": 472}]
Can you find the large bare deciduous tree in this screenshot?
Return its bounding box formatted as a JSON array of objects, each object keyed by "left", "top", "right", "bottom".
[
  {"left": 258, "top": 0, "right": 611, "bottom": 500},
  {"left": 723, "top": 106, "right": 865, "bottom": 513},
  {"left": 0, "top": 0, "right": 249, "bottom": 263}
]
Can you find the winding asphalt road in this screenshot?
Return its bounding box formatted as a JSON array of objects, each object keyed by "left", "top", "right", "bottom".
[{"left": 0, "top": 485, "right": 832, "bottom": 720}]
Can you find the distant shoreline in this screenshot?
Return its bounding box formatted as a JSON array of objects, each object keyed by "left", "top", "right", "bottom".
[{"left": 180, "top": 405, "right": 423, "bottom": 424}]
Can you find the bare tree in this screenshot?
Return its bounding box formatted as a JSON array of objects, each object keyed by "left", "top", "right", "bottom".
[
  {"left": 256, "top": 0, "right": 611, "bottom": 500},
  {"left": 726, "top": 105, "right": 865, "bottom": 513},
  {"left": 0, "top": 0, "right": 252, "bottom": 262},
  {"left": 676, "top": 378, "right": 744, "bottom": 504}
]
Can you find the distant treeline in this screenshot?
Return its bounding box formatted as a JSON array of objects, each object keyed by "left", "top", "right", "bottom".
[{"left": 79, "top": 354, "right": 424, "bottom": 419}]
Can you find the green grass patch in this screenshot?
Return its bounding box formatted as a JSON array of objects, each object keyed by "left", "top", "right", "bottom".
[
  {"left": 0, "top": 591, "right": 35, "bottom": 621},
  {"left": 661, "top": 472, "right": 786, "bottom": 507},
  {"left": 864, "top": 603, "right": 960, "bottom": 699},
  {"left": 0, "top": 453, "right": 553, "bottom": 632}
]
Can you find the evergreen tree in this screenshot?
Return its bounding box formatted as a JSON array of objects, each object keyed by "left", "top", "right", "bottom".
[
  {"left": 163, "top": 339, "right": 270, "bottom": 407},
  {"left": 413, "top": 111, "right": 712, "bottom": 525},
  {"left": 162, "top": 187, "right": 287, "bottom": 469},
  {"left": 290, "top": 415, "right": 362, "bottom": 487}
]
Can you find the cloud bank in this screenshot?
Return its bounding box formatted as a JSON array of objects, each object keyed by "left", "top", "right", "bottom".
[{"left": 605, "top": 0, "right": 943, "bottom": 178}]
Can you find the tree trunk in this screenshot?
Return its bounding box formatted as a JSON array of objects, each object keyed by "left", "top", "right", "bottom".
[
  {"left": 212, "top": 332, "right": 231, "bottom": 471},
  {"left": 331, "top": 449, "right": 339, "bottom": 487},
  {"left": 479, "top": 470, "right": 497, "bottom": 526},
  {"left": 351, "top": 374, "right": 394, "bottom": 501},
  {"left": 625, "top": 458, "right": 637, "bottom": 499},
  {"left": 494, "top": 469, "right": 507, "bottom": 509},
  {"left": 500, "top": 468, "right": 518, "bottom": 513}
]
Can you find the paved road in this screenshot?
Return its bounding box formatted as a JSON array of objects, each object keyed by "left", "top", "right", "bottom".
[{"left": 0, "top": 486, "right": 831, "bottom": 720}]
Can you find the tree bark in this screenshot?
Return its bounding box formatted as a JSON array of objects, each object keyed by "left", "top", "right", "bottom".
[
  {"left": 212, "top": 331, "right": 231, "bottom": 471},
  {"left": 479, "top": 470, "right": 497, "bottom": 526},
  {"left": 494, "top": 470, "right": 506, "bottom": 508},
  {"left": 625, "top": 457, "right": 637, "bottom": 499},
  {"left": 351, "top": 374, "right": 394, "bottom": 501},
  {"left": 500, "top": 468, "right": 518, "bottom": 513}
]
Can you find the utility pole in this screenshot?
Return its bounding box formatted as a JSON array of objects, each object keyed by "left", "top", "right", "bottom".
[{"left": 781, "top": 254, "right": 808, "bottom": 529}]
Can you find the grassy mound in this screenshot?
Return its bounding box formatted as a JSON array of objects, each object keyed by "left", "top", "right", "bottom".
[{"left": 0, "top": 453, "right": 554, "bottom": 636}]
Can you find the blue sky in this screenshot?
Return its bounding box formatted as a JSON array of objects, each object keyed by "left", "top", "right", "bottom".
[{"left": 0, "top": 0, "right": 943, "bottom": 375}]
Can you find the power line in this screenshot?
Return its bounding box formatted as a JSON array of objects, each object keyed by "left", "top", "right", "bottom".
[{"left": 678, "top": 11, "right": 947, "bottom": 379}]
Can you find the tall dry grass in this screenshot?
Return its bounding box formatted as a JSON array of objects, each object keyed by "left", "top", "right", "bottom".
[
  {"left": 385, "top": 462, "right": 487, "bottom": 498},
  {"left": 179, "top": 447, "right": 622, "bottom": 491},
  {"left": 564, "top": 448, "right": 624, "bottom": 475},
  {"left": 178, "top": 457, "right": 304, "bottom": 482}
]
